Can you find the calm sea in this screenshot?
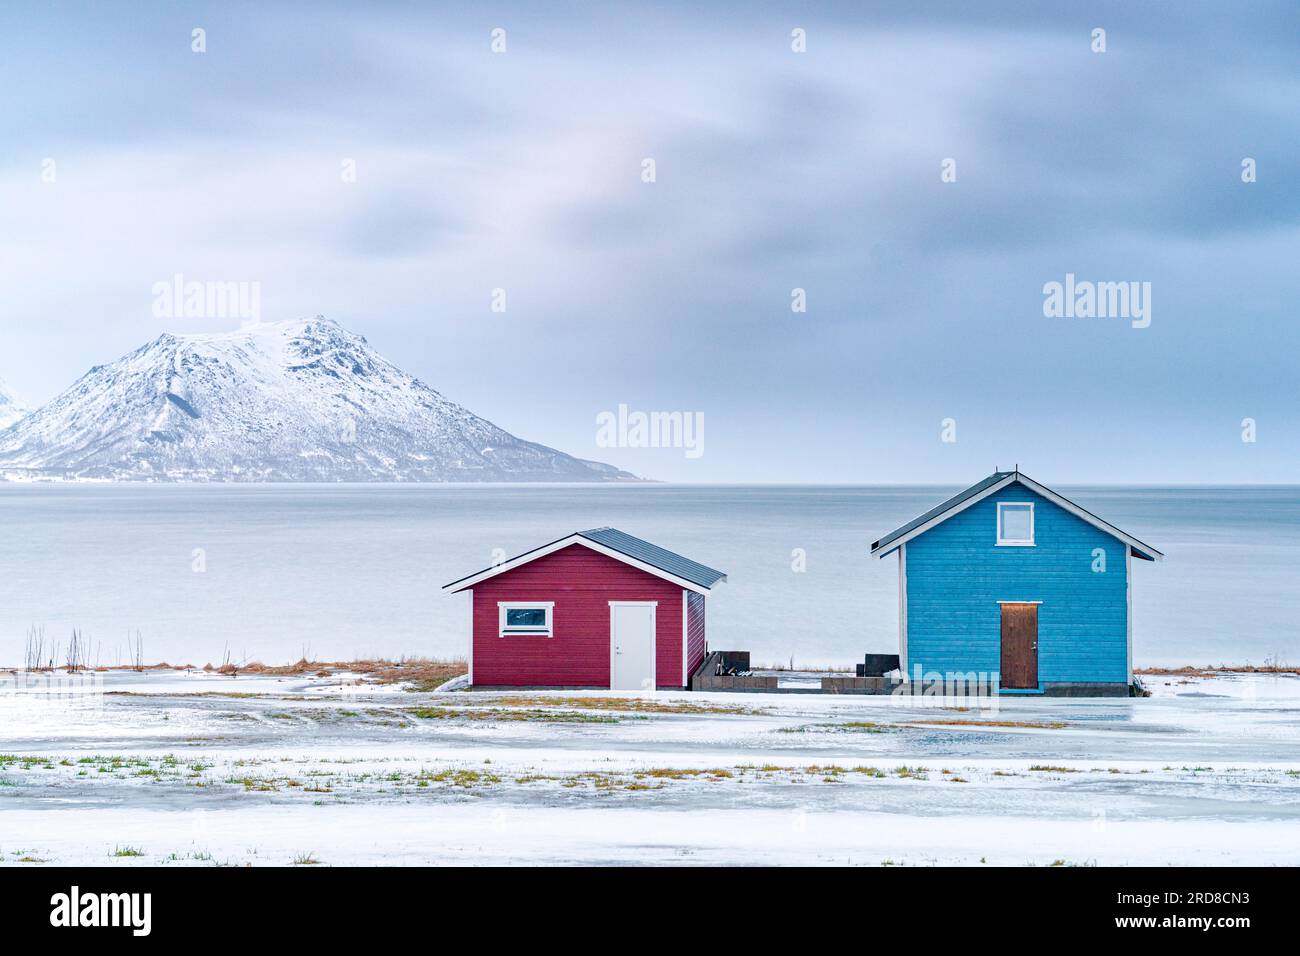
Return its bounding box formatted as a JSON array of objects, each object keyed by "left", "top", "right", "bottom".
[{"left": 0, "top": 484, "right": 1296, "bottom": 669}]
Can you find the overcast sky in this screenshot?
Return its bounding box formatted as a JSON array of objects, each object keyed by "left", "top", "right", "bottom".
[{"left": 1, "top": 1, "right": 1296, "bottom": 482}]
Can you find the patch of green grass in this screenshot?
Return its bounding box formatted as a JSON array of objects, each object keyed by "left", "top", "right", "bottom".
[
  {"left": 112, "top": 846, "right": 145, "bottom": 858},
  {"left": 639, "top": 768, "right": 710, "bottom": 780},
  {"left": 633, "top": 767, "right": 737, "bottom": 782},
  {"left": 0, "top": 754, "right": 55, "bottom": 770},
  {"left": 805, "top": 765, "right": 846, "bottom": 776},
  {"left": 410, "top": 768, "right": 502, "bottom": 788}
]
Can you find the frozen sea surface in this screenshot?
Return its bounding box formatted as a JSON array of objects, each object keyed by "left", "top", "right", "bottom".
[{"left": 1, "top": 669, "right": 1298, "bottom": 866}]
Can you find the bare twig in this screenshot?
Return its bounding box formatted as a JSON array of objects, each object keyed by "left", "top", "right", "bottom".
[
  {"left": 65, "top": 628, "right": 85, "bottom": 672},
  {"left": 24, "top": 625, "right": 45, "bottom": 671},
  {"left": 129, "top": 629, "right": 145, "bottom": 672}
]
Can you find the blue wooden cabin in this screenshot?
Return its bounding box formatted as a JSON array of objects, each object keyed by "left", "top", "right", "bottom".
[{"left": 871, "top": 470, "right": 1161, "bottom": 696}]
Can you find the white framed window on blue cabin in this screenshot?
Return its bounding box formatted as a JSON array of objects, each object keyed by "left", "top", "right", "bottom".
[
  {"left": 497, "top": 602, "right": 554, "bottom": 638},
  {"left": 996, "top": 502, "right": 1035, "bottom": 546}
]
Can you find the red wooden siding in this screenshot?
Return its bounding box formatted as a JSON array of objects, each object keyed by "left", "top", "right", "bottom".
[
  {"left": 686, "top": 591, "right": 707, "bottom": 681},
  {"left": 470, "top": 544, "right": 691, "bottom": 688}
]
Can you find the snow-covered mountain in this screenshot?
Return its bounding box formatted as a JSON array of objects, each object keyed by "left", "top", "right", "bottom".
[
  {"left": 0, "top": 317, "right": 635, "bottom": 482},
  {"left": 0, "top": 377, "right": 27, "bottom": 429}
]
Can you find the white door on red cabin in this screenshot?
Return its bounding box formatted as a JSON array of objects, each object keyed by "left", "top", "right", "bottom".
[{"left": 610, "top": 602, "right": 656, "bottom": 691}]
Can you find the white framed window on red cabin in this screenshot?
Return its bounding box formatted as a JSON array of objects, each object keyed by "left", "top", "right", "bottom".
[{"left": 497, "top": 602, "right": 554, "bottom": 638}]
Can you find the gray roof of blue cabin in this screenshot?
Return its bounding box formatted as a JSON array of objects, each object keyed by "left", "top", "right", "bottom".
[
  {"left": 871, "top": 471, "right": 1162, "bottom": 561},
  {"left": 578, "top": 527, "right": 727, "bottom": 589},
  {"left": 871, "top": 472, "right": 1016, "bottom": 554}
]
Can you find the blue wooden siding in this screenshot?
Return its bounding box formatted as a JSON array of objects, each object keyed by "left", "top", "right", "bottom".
[{"left": 905, "top": 485, "right": 1128, "bottom": 685}]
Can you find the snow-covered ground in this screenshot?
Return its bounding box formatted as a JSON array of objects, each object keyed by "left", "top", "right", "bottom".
[{"left": 1, "top": 669, "right": 1298, "bottom": 866}]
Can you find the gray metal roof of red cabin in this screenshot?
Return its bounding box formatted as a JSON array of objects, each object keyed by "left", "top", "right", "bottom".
[
  {"left": 442, "top": 527, "right": 727, "bottom": 591},
  {"left": 577, "top": 527, "right": 727, "bottom": 588}
]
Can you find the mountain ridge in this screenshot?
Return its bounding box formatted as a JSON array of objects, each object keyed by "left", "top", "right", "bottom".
[
  {"left": 0, "top": 377, "right": 26, "bottom": 429},
  {"left": 0, "top": 317, "right": 636, "bottom": 483}
]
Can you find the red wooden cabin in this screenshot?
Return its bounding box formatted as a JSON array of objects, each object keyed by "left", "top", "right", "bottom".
[{"left": 443, "top": 528, "right": 726, "bottom": 689}]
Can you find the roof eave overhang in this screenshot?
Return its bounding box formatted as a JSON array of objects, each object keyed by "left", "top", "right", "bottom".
[
  {"left": 443, "top": 534, "right": 719, "bottom": 594},
  {"left": 869, "top": 474, "right": 1020, "bottom": 559},
  {"left": 869, "top": 474, "right": 1163, "bottom": 562},
  {"left": 1014, "top": 474, "right": 1163, "bottom": 561}
]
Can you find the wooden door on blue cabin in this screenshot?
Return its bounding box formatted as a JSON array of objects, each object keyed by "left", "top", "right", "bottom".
[{"left": 1000, "top": 603, "right": 1038, "bottom": 689}]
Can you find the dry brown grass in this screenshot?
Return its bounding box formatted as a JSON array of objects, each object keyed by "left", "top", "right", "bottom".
[
  {"left": 16, "top": 662, "right": 194, "bottom": 673},
  {"left": 1136, "top": 664, "right": 1300, "bottom": 676},
  {"left": 638, "top": 767, "right": 734, "bottom": 780},
  {"left": 200, "top": 657, "right": 465, "bottom": 689},
  {"left": 17, "top": 656, "right": 469, "bottom": 689}
]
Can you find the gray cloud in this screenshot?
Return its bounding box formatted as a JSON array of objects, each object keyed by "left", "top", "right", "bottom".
[{"left": 0, "top": 1, "right": 1297, "bottom": 481}]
